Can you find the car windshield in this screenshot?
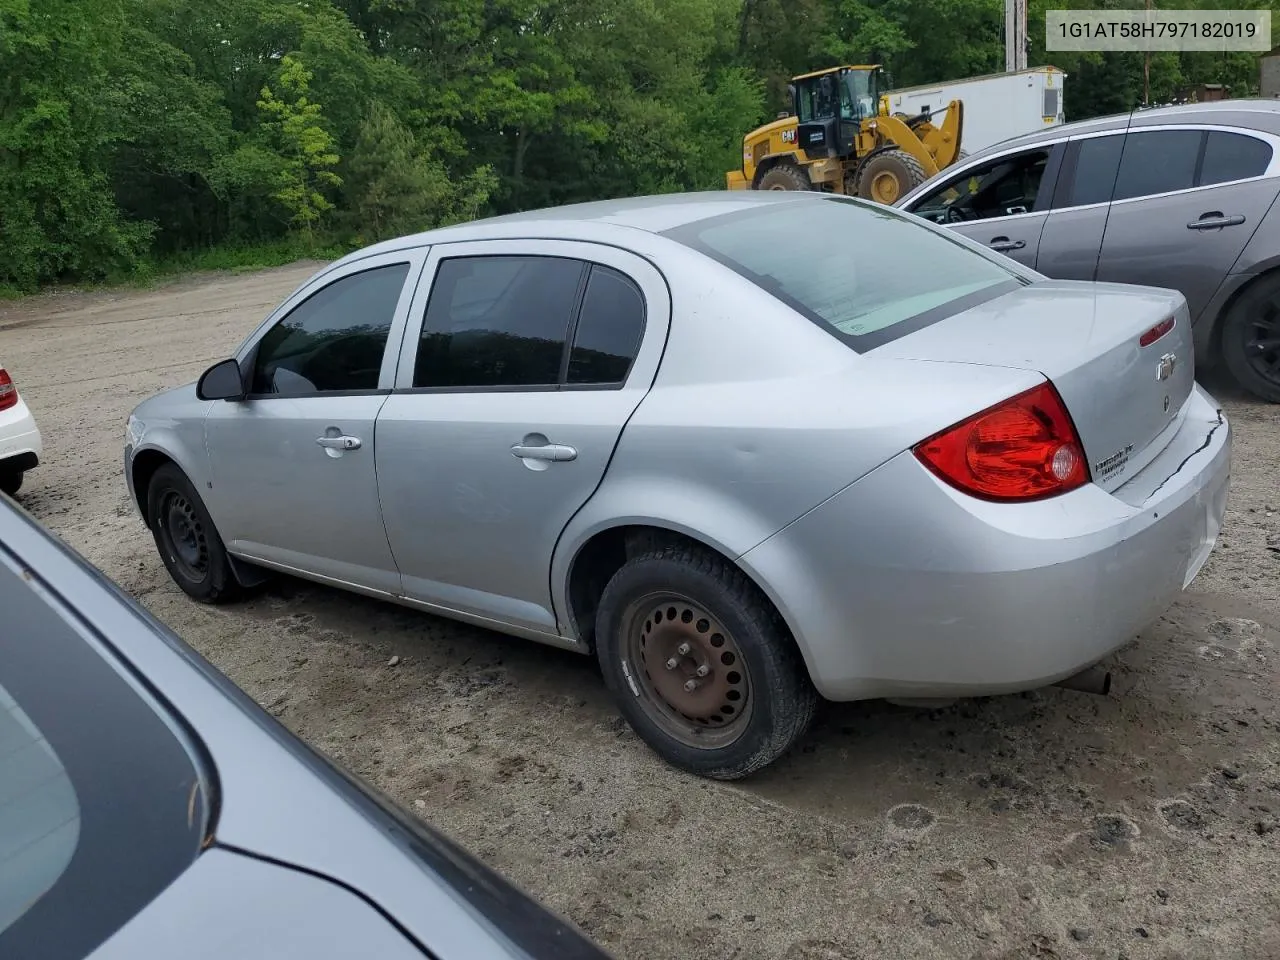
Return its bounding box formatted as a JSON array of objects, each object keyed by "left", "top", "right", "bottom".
[{"left": 663, "top": 197, "right": 1024, "bottom": 350}]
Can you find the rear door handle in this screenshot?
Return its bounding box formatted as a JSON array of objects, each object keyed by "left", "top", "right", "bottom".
[
  {"left": 988, "top": 236, "right": 1025, "bottom": 251},
  {"left": 316, "top": 435, "right": 362, "bottom": 451},
  {"left": 511, "top": 443, "right": 577, "bottom": 462},
  {"left": 1188, "top": 213, "right": 1245, "bottom": 230}
]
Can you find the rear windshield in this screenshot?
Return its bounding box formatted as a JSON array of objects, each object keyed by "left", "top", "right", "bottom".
[{"left": 663, "top": 197, "right": 1024, "bottom": 350}]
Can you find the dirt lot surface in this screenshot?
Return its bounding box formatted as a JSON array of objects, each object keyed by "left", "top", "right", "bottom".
[{"left": 3, "top": 265, "right": 1280, "bottom": 960}]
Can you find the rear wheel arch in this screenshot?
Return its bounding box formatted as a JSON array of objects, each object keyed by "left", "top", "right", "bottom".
[
  {"left": 1204, "top": 265, "right": 1280, "bottom": 363},
  {"left": 563, "top": 524, "right": 812, "bottom": 674},
  {"left": 1211, "top": 267, "right": 1280, "bottom": 402}
]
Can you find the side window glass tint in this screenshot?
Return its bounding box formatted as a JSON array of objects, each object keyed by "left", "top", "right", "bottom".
[
  {"left": 0, "top": 682, "right": 79, "bottom": 937},
  {"left": 1111, "top": 130, "right": 1200, "bottom": 202},
  {"left": 415, "top": 256, "right": 584, "bottom": 389},
  {"left": 1068, "top": 135, "right": 1124, "bottom": 206},
  {"left": 911, "top": 149, "right": 1050, "bottom": 224},
  {"left": 251, "top": 263, "right": 409, "bottom": 395},
  {"left": 568, "top": 267, "right": 646, "bottom": 384},
  {"left": 1200, "top": 131, "right": 1272, "bottom": 186}
]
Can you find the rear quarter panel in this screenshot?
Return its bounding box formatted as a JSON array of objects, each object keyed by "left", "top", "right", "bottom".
[{"left": 551, "top": 250, "right": 1044, "bottom": 640}]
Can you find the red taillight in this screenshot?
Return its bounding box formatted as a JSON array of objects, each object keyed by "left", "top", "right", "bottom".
[
  {"left": 1139, "top": 317, "right": 1175, "bottom": 347},
  {"left": 913, "top": 382, "right": 1090, "bottom": 502},
  {"left": 0, "top": 369, "right": 16, "bottom": 412}
]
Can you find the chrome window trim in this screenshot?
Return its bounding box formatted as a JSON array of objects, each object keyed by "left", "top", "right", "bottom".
[{"left": 903, "top": 121, "right": 1280, "bottom": 224}]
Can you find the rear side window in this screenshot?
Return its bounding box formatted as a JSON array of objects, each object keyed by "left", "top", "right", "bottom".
[
  {"left": 251, "top": 262, "right": 409, "bottom": 395},
  {"left": 566, "top": 266, "right": 646, "bottom": 385},
  {"left": 0, "top": 539, "right": 210, "bottom": 960},
  {"left": 1111, "top": 130, "right": 1201, "bottom": 201},
  {"left": 663, "top": 198, "right": 1022, "bottom": 351},
  {"left": 415, "top": 256, "right": 585, "bottom": 389},
  {"left": 1200, "top": 130, "right": 1272, "bottom": 185}
]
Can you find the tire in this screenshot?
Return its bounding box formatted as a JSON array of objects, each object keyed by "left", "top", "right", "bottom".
[
  {"left": 593, "top": 543, "right": 819, "bottom": 780},
  {"left": 1219, "top": 273, "right": 1280, "bottom": 403},
  {"left": 0, "top": 471, "right": 21, "bottom": 496},
  {"left": 757, "top": 163, "right": 811, "bottom": 192},
  {"left": 855, "top": 149, "right": 927, "bottom": 205},
  {"left": 146, "top": 463, "right": 244, "bottom": 603}
]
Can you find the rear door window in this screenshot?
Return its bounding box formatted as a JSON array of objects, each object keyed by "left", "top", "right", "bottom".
[
  {"left": 414, "top": 256, "right": 585, "bottom": 389},
  {"left": 0, "top": 539, "right": 211, "bottom": 960},
  {"left": 1111, "top": 129, "right": 1201, "bottom": 201}
]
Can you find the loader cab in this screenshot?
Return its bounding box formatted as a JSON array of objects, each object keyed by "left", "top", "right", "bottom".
[{"left": 793, "top": 66, "right": 881, "bottom": 159}]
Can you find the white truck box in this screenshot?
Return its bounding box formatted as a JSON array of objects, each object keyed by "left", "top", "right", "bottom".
[{"left": 885, "top": 66, "right": 1066, "bottom": 156}]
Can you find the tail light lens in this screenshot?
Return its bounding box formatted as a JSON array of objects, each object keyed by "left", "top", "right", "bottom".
[
  {"left": 913, "top": 381, "right": 1090, "bottom": 502},
  {"left": 0, "top": 369, "right": 16, "bottom": 412}
]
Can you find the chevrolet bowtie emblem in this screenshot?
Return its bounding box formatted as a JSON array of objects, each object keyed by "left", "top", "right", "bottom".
[{"left": 1156, "top": 353, "right": 1177, "bottom": 381}]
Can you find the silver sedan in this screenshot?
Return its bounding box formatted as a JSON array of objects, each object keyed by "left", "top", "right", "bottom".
[{"left": 124, "top": 192, "right": 1232, "bottom": 780}]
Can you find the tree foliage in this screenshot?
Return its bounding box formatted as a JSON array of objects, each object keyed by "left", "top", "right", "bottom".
[{"left": 2, "top": 0, "right": 1278, "bottom": 289}]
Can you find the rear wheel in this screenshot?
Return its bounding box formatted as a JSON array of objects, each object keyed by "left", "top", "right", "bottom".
[
  {"left": 1220, "top": 273, "right": 1280, "bottom": 403},
  {"left": 757, "top": 163, "right": 811, "bottom": 192},
  {"left": 593, "top": 543, "right": 818, "bottom": 780},
  {"left": 146, "top": 463, "right": 244, "bottom": 603},
  {"left": 0, "top": 471, "right": 21, "bottom": 496},
  {"left": 855, "top": 149, "right": 927, "bottom": 205}
]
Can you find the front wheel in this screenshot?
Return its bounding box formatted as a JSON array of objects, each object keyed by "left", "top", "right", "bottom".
[
  {"left": 146, "top": 463, "right": 245, "bottom": 603},
  {"left": 594, "top": 543, "right": 818, "bottom": 780},
  {"left": 1220, "top": 273, "right": 1280, "bottom": 403},
  {"left": 855, "top": 149, "right": 927, "bottom": 205},
  {"left": 0, "top": 471, "right": 22, "bottom": 496}
]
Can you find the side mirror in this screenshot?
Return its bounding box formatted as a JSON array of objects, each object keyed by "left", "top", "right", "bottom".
[{"left": 196, "top": 359, "right": 246, "bottom": 402}]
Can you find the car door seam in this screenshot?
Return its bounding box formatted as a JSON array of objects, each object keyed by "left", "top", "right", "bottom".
[{"left": 545, "top": 265, "right": 677, "bottom": 638}]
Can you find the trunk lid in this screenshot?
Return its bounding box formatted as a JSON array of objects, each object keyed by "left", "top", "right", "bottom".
[{"left": 873, "top": 279, "right": 1195, "bottom": 493}]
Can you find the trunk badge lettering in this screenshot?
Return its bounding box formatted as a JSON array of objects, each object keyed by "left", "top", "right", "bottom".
[{"left": 1156, "top": 353, "right": 1177, "bottom": 381}]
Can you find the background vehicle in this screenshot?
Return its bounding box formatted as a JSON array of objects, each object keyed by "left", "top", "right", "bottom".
[
  {"left": 125, "top": 191, "right": 1229, "bottom": 782},
  {"left": 0, "top": 493, "right": 612, "bottom": 960},
  {"left": 0, "top": 365, "right": 42, "bottom": 495},
  {"left": 725, "top": 65, "right": 963, "bottom": 203},
  {"left": 896, "top": 98, "right": 1280, "bottom": 403},
  {"left": 884, "top": 66, "right": 1066, "bottom": 156}
]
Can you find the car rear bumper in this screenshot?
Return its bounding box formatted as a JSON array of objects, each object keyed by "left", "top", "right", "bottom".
[
  {"left": 739, "top": 383, "right": 1232, "bottom": 701},
  {"left": 0, "top": 400, "right": 42, "bottom": 472}
]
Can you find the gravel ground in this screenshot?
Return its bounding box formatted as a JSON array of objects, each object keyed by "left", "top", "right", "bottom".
[{"left": 3, "top": 264, "right": 1279, "bottom": 960}]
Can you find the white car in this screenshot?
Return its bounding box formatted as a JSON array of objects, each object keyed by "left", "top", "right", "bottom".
[{"left": 0, "top": 365, "right": 42, "bottom": 495}]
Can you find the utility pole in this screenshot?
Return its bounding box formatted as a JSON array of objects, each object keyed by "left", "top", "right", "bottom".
[
  {"left": 1005, "top": 0, "right": 1028, "bottom": 73},
  {"left": 1144, "top": 0, "right": 1153, "bottom": 105}
]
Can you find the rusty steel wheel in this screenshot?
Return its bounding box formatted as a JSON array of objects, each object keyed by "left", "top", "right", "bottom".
[{"left": 622, "top": 593, "right": 752, "bottom": 748}]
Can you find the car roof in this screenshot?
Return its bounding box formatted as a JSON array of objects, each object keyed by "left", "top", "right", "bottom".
[
  {"left": 333, "top": 190, "right": 821, "bottom": 265},
  {"left": 966, "top": 97, "right": 1280, "bottom": 157}
]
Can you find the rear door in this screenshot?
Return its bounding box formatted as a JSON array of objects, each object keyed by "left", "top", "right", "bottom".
[
  {"left": 1095, "top": 126, "right": 1280, "bottom": 322},
  {"left": 901, "top": 142, "right": 1064, "bottom": 270},
  {"left": 374, "top": 240, "right": 670, "bottom": 635}
]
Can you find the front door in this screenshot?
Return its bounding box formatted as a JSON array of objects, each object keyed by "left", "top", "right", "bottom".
[
  {"left": 374, "top": 240, "right": 669, "bottom": 635},
  {"left": 903, "top": 143, "right": 1061, "bottom": 270},
  {"left": 204, "top": 252, "right": 425, "bottom": 595},
  {"left": 1095, "top": 127, "right": 1280, "bottom": 322}
]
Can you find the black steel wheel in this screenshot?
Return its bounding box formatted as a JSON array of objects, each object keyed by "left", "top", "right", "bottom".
[
  {"left": 594, "top": 541, "right": 818, "bottom": 780},
  {"left": 146, "top": 463, "right": 244, "bottom": 603}
]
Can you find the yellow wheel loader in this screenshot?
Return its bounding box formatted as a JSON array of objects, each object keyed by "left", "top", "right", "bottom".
[{"left": 726, "top": 65, "right": 964, "bottom": 204}]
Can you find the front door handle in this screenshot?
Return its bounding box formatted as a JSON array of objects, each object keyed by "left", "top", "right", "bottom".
[
  {"left": 988, "top": 236, "right": 1025, "bottom": 252},
  {"left": 1188, "top": 212, "right": 1246, "bottom": 230},
  {"left": 511, "top": 442, "right": 577, "bottom": 462},
  {"left": 316, "top": 435, "right": 362, "bottom": 451}
]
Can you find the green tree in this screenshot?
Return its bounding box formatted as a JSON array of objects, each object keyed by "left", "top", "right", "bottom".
[
  {"left": 344, "top": 102, "right": 495, "bottom": 243},
  {"left": 255, "top": 55, "right": 342, "bottom": 242}
]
